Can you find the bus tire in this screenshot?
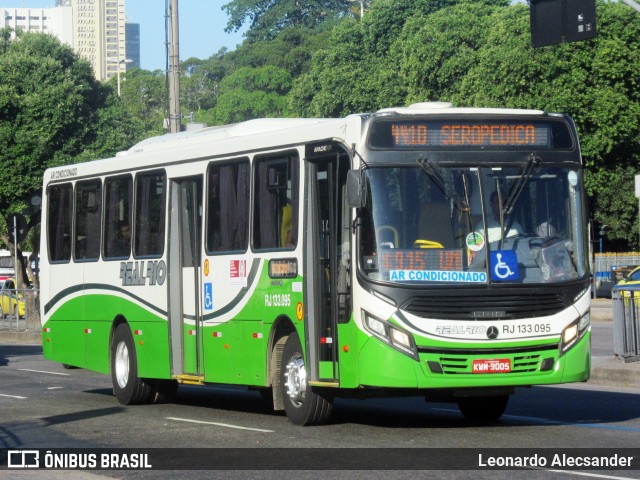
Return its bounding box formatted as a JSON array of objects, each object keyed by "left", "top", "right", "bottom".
[
  {"left": 110, "top": 323, "right": 152, "bottom": 405},
  {"left": 457, "top": 395, "right": 509, "bottom": 422},
  {"left": 280, "top": 334, "right": 332, "bottom": 426}
]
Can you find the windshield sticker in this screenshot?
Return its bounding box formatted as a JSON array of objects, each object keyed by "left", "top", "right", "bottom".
[
  {"left": 490, "top": 250, "right": 519, "bottom": 281},
  {"left": 390, "top": 270, "right": 487, "bottom": 283},
  {"left": 466, "top": 232, "right": 485, "bottom": 252}
]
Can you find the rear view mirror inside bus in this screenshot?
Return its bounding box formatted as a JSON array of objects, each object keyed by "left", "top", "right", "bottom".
[{"left": 347, "top": 169, "right": 365, "bottom": 208}]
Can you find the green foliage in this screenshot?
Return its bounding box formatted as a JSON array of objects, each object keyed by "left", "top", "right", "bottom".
[
  {"left": 0, "top": 30, "right": 105, "bottom": 218},
  {"left": 222, "top": 0, "right": 353, "bottom": 42},
  {"left": 289, "top": 0, "right": 509, "bottom": 117},
  {"left": 208, "top": 66, "right": 293, "bottom": 124},
  {"left": 62, "top": 69, "right": 165, "bottom": 164}
]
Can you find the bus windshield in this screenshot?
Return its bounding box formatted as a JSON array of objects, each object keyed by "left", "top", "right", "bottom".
[{"left": 359, "top": 163, "right": 587, "bottom": 285}]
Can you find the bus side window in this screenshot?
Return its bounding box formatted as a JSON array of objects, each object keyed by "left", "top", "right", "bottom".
[
  {"left": 206, "top": 160, "right": 249, "bottom": 253},
  {"left": 74, "top": 180, "right": 102, "bottom": 261},
  {"left": 48, "top": 183, "right": 73, "bottom": 262},
  {"left": 134, "top": 171, "right": 166, "bottom": 258},
  {"left": 104, "top": 175, "right": 133, "bottom": 260},
  {"left": 253, "top": 153, "right": 299, "bottom": 250}
]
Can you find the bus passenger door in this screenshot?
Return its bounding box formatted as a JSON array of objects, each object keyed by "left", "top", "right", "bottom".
[
  {"left": 304, "top": 148, "right": 350, "bottom": 383},
  {"left": 168, "top": 176, "right": 203, "bottom": 377}
]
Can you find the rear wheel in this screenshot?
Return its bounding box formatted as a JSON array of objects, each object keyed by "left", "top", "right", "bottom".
[
  {"left": 280, "top": 334, "right": 332, "bottom": 426},
  {"left": 457, "top": 395, "right": 509, "bottom": 422},
  {"left": 110, "top": 323, "right": 152, "bottom": 405}
]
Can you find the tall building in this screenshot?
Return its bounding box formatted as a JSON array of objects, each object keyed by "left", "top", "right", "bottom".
[
  {"left": 125, "top": 22, "right": 140, "bottom": 70},
  {"left": 71, "top": 0, "right": 126, "bottom": 81},
  {"left": 1, "top": 0, "right": 127, "bottom": 82},
  {"left": 1, "top": 5, "right": 74, "bottom": 46}
]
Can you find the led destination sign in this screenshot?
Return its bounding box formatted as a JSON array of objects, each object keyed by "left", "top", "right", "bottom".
[{"left": 369, "top": 120, "right": 555, "bottom": 149}]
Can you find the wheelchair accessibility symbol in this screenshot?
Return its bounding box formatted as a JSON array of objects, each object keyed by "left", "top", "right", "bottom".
[
  {"left": 490, "top": 250, "right": 519, "bottom": 281},
  {"left": 204, "top": 283, "right": 213, "bottom": 311}
]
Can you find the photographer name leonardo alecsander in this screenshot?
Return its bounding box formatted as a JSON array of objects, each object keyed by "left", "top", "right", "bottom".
[{"left": 478, "top": 453, "right": 635, "bottom": 468}]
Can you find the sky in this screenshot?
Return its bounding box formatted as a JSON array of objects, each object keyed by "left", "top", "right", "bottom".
[{"left": 1, "top": 0, "right": 247, "bottom": 71}]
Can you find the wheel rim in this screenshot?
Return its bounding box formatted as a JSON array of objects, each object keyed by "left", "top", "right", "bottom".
[
  {"left": 284, "top": 353, "right": 307, "bottom": 407},
  {"left": 114, "top": 340, "right": 130, "bottom": 389}
]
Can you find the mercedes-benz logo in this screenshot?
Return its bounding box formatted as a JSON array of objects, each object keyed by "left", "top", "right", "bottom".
[{"left": 487, "top": 326, "right": 499, "bottom": 340}]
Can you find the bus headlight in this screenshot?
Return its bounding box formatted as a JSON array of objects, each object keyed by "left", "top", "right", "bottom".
[
  {"left": 560, "top": 312, "right": 590, "bottom": 356},
  {"left": 365, "top": 315, "right": 387, "bottom": 337},
  {"left": 362, "top": 311, "right": 418, "bottom": 360}
]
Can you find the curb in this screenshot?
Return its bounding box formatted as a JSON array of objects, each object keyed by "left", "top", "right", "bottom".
[
  {"left": 0, "top": 331, "right": 42, "bottom": 346},
  {"left": 589, "top": 356, "right": 640, "bottom": 389}
]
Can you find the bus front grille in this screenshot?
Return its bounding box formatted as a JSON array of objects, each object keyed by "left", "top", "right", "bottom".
[{"left": 403, "top": 292, "right": 566, "bottom": 320}]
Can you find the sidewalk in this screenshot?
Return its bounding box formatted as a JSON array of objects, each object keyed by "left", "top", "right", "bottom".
[
  {"left": 589, "top": 297, "right": 640, "bottom": 388},
  {"left": 1, "top": 299, "right": 638, "bottom": 389}
]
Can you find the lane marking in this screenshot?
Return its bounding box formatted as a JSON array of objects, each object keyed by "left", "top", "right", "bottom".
[
  {"left": 166, "top": 416, "right": 274, "bottom": 433},
  {"left": 17, "top": 368, "right": 70, "bottom": 376},
  {"left": 47, "top": 387, "right": 63, "bottom": 390},
  {"left": 432, "top": 408, "right": 640, "bottom": 433},
  {"left": 0, "top": 393, "right": 27, "bottom": 399},
  {"left": 542, "top": 469, "right": 639, "bottom": 480}
]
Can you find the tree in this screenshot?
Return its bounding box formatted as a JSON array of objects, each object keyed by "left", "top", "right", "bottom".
[
  {"left": 0, "top": 30, "right": 106, "bottom": 218},
  {"left": 208, "top": 65, "right": 293, "bottom": 124},
  {"left": 453, "top": 1, "right": 640, "bottom": 247},
  {"left": 289, "top": 0, "right": 492, "bottom": 117},
  {"left": 0, "top": 30, "right": 109, "bottom": 289},
  {"left": 222, "top": 0, "right": 353, "bottom": 42}
]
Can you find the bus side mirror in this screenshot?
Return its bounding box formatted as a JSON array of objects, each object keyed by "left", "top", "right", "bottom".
[{"left": 347, "top": 170, "right": 365, "bottom": 208}]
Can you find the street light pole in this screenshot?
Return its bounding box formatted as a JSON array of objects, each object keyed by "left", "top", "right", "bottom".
[
  {"left": 109, "top": 59, "right": 132, "bottom": 96},
  {"left": 598, "top": 224, "right": 607, "bottom": 292},
  {"left": 167, "top": 0, "right": 181, "bottom": 134},
  {"left": 116, "top": 65, "right": 121, "bottom": 97}
]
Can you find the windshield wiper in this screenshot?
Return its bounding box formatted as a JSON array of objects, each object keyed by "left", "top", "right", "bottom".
[
  {"left": 502, "top": 154, "right": 541, "bottom": 216},
  {"left": 416, "top": 156, "right": 470, "bottom": 215}
]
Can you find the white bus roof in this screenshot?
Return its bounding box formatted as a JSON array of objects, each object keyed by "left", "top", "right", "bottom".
[
  {"left": 120, "top": 118, "right": 346, "bottom": 157},
  {"left": 376, "top": 102, "right": 546, "bottom": 116}
]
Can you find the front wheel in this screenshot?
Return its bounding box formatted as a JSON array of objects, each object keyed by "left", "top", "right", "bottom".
[
  {"left": 280, "top": 334, "right": 332, "bottom": 426},
  {"left": 457, "top": 395, "right": 509, "bottom": 422},
  {"left": 110, "top": 323, "right": 152, "bottom": 405}
]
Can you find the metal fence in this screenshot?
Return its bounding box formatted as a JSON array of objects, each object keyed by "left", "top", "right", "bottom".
[
  {"left": 0, "top": 288, "right": 40, "bottom": 333},
  {"left": 612, "top": 285, "right": 640, "bottom": 363},
  {"left": 594, "top": 252, "right": 640, "bottom": 280}
]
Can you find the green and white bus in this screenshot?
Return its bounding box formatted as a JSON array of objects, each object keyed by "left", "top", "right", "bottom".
[{"left": 41, "top": 102, "right": 591, "bottom": 425}]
